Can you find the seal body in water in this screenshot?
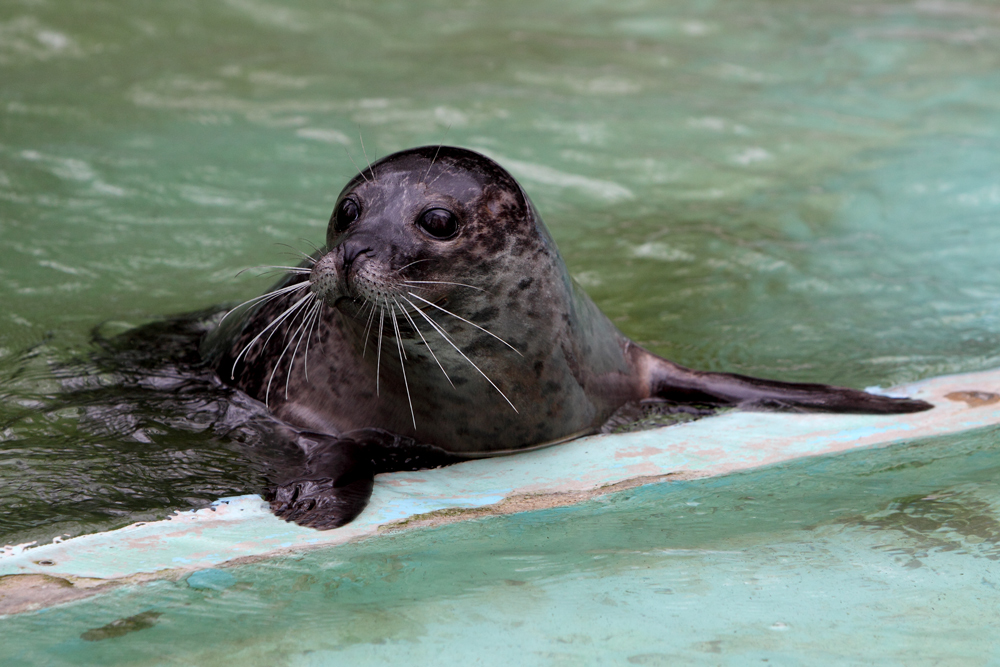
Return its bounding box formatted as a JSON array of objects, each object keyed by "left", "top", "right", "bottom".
[{"left": 202, "top": 146, "right": 931, "bottom": 529}]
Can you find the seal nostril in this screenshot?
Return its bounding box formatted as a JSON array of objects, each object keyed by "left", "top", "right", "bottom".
[{"left": 341, "top": 241, "right": 374, "bottom": 273}]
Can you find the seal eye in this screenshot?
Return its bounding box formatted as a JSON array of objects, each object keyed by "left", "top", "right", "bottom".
[
  {"left": 417, "top": 208, "right": 458, "bottom": 240},
  {"left": 334, "top": 198, "right": 360, "bottom": 232}
]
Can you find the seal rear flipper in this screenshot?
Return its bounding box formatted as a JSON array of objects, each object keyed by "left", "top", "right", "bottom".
[
  {"left": 265, "top": 429, "right": 463, "bottom": 530},
  {"left": 641, "top": 355, "right": 933, "bottom": 414}
]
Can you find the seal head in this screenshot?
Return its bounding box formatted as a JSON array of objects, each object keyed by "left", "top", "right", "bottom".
[{"left": 298, "top": 146, "right": 640, "bottom": 452}]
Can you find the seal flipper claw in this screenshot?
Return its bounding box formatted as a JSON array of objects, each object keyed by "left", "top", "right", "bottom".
[
  {"left": 265, "top": 434, "right": 376, "bottom": 529},
  {"left": 266, "top": 476, "right": 375, "bottom": 529},
  {"left": 265, "top": 429, "right": 462, "bottom": 530}
]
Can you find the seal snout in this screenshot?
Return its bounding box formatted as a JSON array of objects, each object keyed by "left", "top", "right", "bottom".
[
  {"left": 351, "top": 258, "right": 403, "bottom": 305},
  {"left": 309, "top": 252, "right": 344, "bottom": 305},
  {"left": 309, "top": 242, "right": 405, "bottom": 312}
]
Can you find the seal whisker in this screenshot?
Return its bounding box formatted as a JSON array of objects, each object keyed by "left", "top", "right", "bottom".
[
  {"left": 302, "top": 300, "right": 324, "bottom": 383},
  {"left": 403, "top": 280, "right": 485, "bottom": 292},
  {"left": 361, "top": 298, "right": 379, "bottom": 358},
  {"left": 247, "top": 290, "right": 315, "bottom": 357},
  {"left": 264, "top": 303, "right": 310, "bottom": 406},
  {"left": 393, "top": 296, "right": 454, "bottom": 388},
  {"left": 276, "top": 252, "right": 312, "bottom": 264},
  {"left": 229, "top": 293, "right": 316, "bottom": 386},
  {"left": 276, "top": 243, "right": 319, "bottom": 265},
  {"left": 402, "top": 295, "right": 518, "bottom": 413},
  {"left": 390, "top": 303, "right": 417, "bottom": 428},
  {"left": 421, "top": 130, "right": 450, "bottom": 184},
  {"left": 231, "top": 291, "right": 314, "bottom": 380},
  {"left": 395, "top": 258, "right": 435, "bottom": 273},
  {"left": 237, "top": 265, "right": 312, "bottom": 277},
  {"left": 343, "top": 147, "right": 370, "bottom": 184},
  {"left": 359, "top": 131, "right": 377, "bottom": 184},
  {"left": 284, "top": 300, "right": 323, "bottom": 398},
  {"left": 376, "top": 304, "right": 385, "bottom": 396},
  {"left": 263, "top": 293, "right": 318, "bottom": 405},
  {"left": 296, "top": 238, "right": 325, "bottom": 257},
  {"left": 425, "top": 136, "right": 458, "bottom": 189},
  {"left": 406, "top": 291, "right": 522, "bottom": 356},
  {"left": 391, "top": 304, "right": 407, "bottom": 361},
  {"left": 259, "top": 269, "right": 312, "bottom": 279},
  {"left": 220, "top": 281, "right": 311, "bottom": 326}
]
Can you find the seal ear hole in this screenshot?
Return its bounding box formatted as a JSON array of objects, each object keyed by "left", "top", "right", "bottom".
[
  {"left": 334, "top": 198, "right": 361, "bottom": 232},
  {"left": 417, "top": 208, "right": 459, "bottom": 240}
]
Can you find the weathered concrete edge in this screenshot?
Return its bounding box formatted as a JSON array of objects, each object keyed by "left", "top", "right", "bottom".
[
  {"left": 0, "top": 472, "right": 703, "bottom": 616},
  {"left": 1, "top": 368, "right": 998, "bottom": 615}
]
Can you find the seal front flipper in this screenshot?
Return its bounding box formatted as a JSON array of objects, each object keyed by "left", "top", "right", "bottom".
[
  {"left": 638, "top": 353, "right": 933, "bottom": 414},
  {"left": 265, "top": 429, "right": 462, "bottom": 530},
  {"left": 265, "top": 433, "right": 374, "bottom": 530}
]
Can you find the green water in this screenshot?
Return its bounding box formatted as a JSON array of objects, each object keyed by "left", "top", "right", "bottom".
[{"left": 2, "top": 0, "right": 1000, "bottom": 660}]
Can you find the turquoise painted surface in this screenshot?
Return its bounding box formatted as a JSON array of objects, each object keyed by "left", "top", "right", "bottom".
[
  {"left": 4, "top": 426, "right": 1000, "bottom": 664},
  {"left": 2, "top": 0, "right": 1000, "bottom": 662}
]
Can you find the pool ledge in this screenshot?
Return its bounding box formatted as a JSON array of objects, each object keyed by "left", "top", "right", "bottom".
[{"left": 2, "top": 367, "right": 999, "bottom": 614}]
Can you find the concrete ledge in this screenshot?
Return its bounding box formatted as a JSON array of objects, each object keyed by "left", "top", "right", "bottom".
[{"left": 2, "top": 368, "right": 998, "bottom": 613}]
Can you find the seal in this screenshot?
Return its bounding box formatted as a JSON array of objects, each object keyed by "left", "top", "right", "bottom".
[{"left": 203, "top": 146, "right": 932, "bottom": 529}]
